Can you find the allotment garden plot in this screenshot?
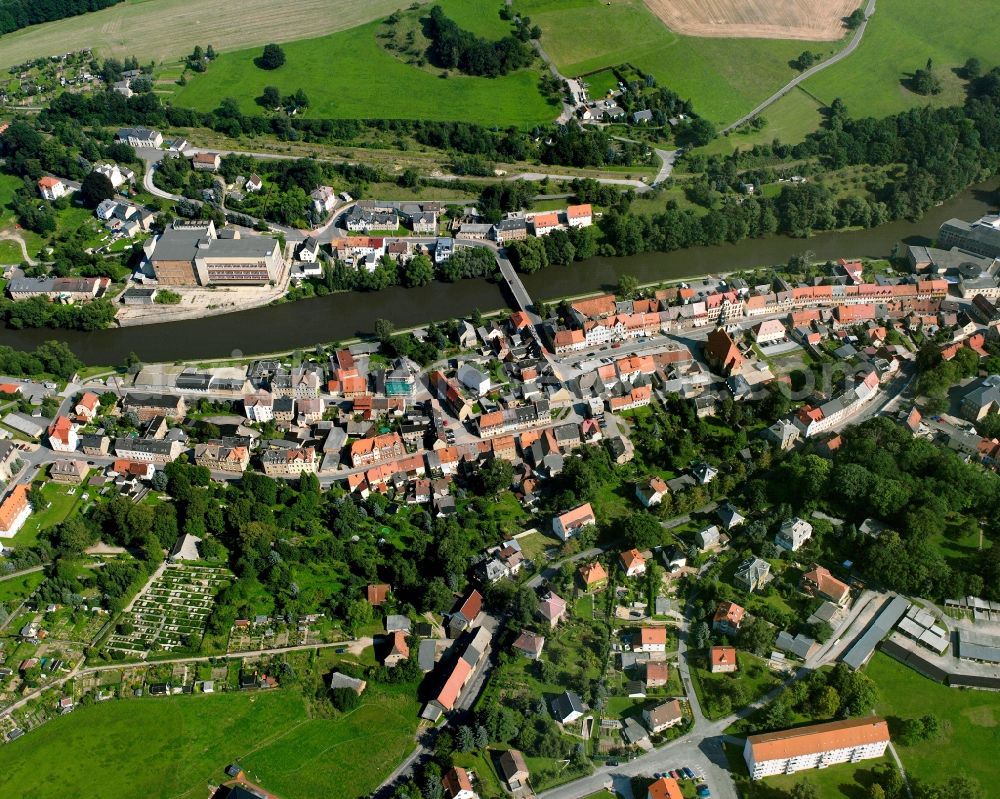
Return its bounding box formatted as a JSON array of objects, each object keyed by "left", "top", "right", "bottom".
[{"left": 104, "top": 564, "right": 230, "bottom": 659}]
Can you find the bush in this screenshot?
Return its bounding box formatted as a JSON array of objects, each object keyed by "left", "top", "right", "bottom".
[
  {"left": 155, "top": 290, "right": 182, "bottom": 305},
  {"left": 330, "top": 686, "right": 361, "bottom": 712}
]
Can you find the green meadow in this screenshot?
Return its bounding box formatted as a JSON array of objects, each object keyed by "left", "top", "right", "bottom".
[
  {"left": 803, "top": 0, "right": 1000, "bottom": 120},
  {"left": 0, "top": 685, "right": 420, "bottom": 799},
  {"left": 172, "top": 2, "right": 557, "bottom": 127}
]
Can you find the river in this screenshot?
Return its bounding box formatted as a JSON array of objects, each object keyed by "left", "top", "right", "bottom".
[{"left": 2, "top": 180, "right": 997, "bottom": 366}]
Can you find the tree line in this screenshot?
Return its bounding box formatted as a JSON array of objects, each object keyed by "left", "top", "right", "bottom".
[
  {"left": 424, "top": 4, "right": 535, "bottom": 78},
  {"left": 0, "top": 0, "right": 121, "bottom": 36}
]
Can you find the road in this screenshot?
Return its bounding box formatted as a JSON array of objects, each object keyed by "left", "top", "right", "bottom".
[
  {"left": 720, "top": 0, "right": 877, "bottom": 135},
  {"left": 0, "top": 231, "right": 37, "bottom": 265}
]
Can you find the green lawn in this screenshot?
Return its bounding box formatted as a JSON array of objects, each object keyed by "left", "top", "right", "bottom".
[
  {"left": 14, "top": 481, "right": 83, "bottom": 548},
  {"left": 0, "top": 685, "right": 420, "bottom": 799},
  {"left": 703, "top": 87, "right": 826, "bottom": 153},
  {"left": 172, "top": 11, "right": 557, "bottom": 127},
  {"left": 0, "top": 569, "right": 45, "bottom": 606},
  {"left": 515, "top": 0, "right": 840, "bottom": 125},
  {"left": 0, "top": 239, "right": 24, "bottom": 264},
  {"left": 689, "top": 651, "right": 779, "bottom": 720},
  {"left": 868, "top": 652, "right": 1000, "bottom": 792},
  {"left": 804, "top": 0, "right": 1000, "bottom": 121}
]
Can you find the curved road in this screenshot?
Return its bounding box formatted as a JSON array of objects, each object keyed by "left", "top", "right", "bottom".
[{"left": 720, "top": 0, "right": 877, "bottom": 135}]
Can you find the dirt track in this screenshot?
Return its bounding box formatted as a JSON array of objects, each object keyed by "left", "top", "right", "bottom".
[{"left": 643, "top": 0, "right": 859, "bottom": 40}]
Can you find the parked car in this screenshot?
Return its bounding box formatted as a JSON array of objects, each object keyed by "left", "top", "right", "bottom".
[
  {"left": 683, "top": 767, "right": 696, "bottom": 779},
  {"left": 697, "top": 788, "right": 711, "bottom": 798}
]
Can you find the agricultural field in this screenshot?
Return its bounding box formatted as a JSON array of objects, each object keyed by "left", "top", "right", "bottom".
[
  {"left": 642, "top": 0, "right": 858, "bottom": 41},
  {"left": 103, "top": 563, "right": 230, "bottom": 658},
  {"left": 0, "top": 684, "right": 421, "bottom": 799},
  {"left": 0, "top": 0, "right": 415, "bottom": 70},
  {"left": 515, "top": 0, "right": 840, "bottom": 125},
  {"left": 170, "top": 9, "right": 556, "bottom": 127}
]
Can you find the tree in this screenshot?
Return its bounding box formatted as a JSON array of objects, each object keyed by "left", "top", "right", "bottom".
[
  {"left": 678, "top": 117, "right": 716, "bottom": 147},
  {"left": 456, "top": 725, "right": 475, "bottom": 752},
  {"left": 258, "top": 43, "right": 286, "bottom": 70},
  {"left": 79, "top": 171, "right": 115, "bottom": 209},
  {"left": 845, "top": 7, "right": 865, "bottom": 28},
  {"left": 206, "top": 44, "right": 216, "bottom": 60},
  {"left": 477, "top": 457, "right": 513, "bottom": 498},
  {"left": 617, "top": 274, "right": 640, "bottom": 298},
  {"left": 401, "top": 254, "right": 434, "bottom": 287},
  {"left": 258, "top": 86, "right": 281, "bottom": 108},
  {"left": 374, "top": 318, "right": 395, "bottom": 343},
  {"left": 963, "top": 57, "right": 982, "bottom": 79},
  {"left": 618, "top": 511, "right": 664, "bottom": 550},
  {"left": 330, "top": 686, "right": 361, "bottom": 711}
]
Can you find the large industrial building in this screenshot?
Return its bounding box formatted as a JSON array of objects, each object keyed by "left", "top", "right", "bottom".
[{"left": 143, "top": 220, "right": 285, "bottom": 287}]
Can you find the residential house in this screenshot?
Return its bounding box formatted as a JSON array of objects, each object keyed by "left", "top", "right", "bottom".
[
  {"left": 366, "top": 583, "right": 391, "bottom": 607},
  {"left": 261, "top": 446, "right": 317, "bottom": 478},
  {"left": 192, "top": 152, "right": 220, "bottom": 171},
  {"left": 645, "top": 661, "right": 669, "bottom": 689},
  {"left": 531, "top": 212, "right": 560, "bottom": 236},
  {"left": 512, "top": 631, "right": 545, "bottom": 660},
  {"left": 49, "top": 459, "right": 88, "bottom": 484},
  {"left": 734, "top": 556, "right": 770, "bottom": 592},
  {"left": 551, "top": 690, "right": 586, "bottom": 724},
  {"left": 961, "top": 375, "right": 1000, "bottom": 421},
  {"left": 311, "top": 186, "right": 336, "bottom": 216},
  {"left": 620, "top": 548, "right": 646, "bottom": 577},
  {"left": 195, "top": 441, "right": 251, "bottom": 473},
  {"left": 37, "top": 176, "right": 66, "bottom": 200},
  {"left": 384, "top": 630, "right": 410, "bottom": 667},
  {"left": 579, "top": 560, "right": 608, "bottom": 592},
  {"left": 449, "top": 589, "right": 483, "bottom": 637},
  {"left": 7, "top": 275, "right": 108, "bottom": 302},
  {"left": 93, "top": 163, "right": 134, "bottom": 188},
  {"left": 637, "top": 626, "right": 667, "bottom": 656},
  {"left": 776, "top": 517, "right": 813, "bottom": 552},
  {"left": 124, "top": 394, "right": 186, "bottom": 422},
  {"left": 743, "top": 717, "right": 891, "bottom": 780},
  {"left": 801, "top": 565, "right": 850, "bottom": 606},
  {"left": 647, "top": 777, "right": 683, "bottom": 799},
  {"left": 457, "top": 363, "right": 490, "bottom": 395},
  {"left": 696, "top": 525, "right": 722, "bottom": 550},
  {"left": 47, "top": 416, "right": 77, "bottom": 452},
  {"left": 115, "top": 126, "right": 162, "bottom": 148},
  {"left": 753, "top": 318, "right": 786, "bottom": 345},
  {"left": 442, "top": 766, "right": 478, "bottom": 799},
  {"left": 243, "top": 390, "right": 274, "bottom": 423},
  {"left": 0, "top": 485, "right": 31, "bottom": 538},
  {"left": 113, "top": 437, "right": 184, "bottom": 465},
  {"left": 552, "top": 502, "right": 596, "bottom": 540},
  {"left": 496, "top": 749, "right": 530, "bottom": 794},
  {"left": 709, "top": 645, "right": 738, "bottom": 673},
  {"left": 566, "top": 204, "right": 593, "bottom": 227},
  {"left": 643, "top": 699, "right": 683, "bottom": 733},
  {"left": 74, "top": 392, "right": 100, "bottom": 422},
  {"left": 297, "top": 237, "right": 320, "bottom": 263},
  {"left": 538, "top": 591, "right": 567, "bottom": 628},
  {"left": 713, "top": 601, "right": 746, "bottom": 636}
]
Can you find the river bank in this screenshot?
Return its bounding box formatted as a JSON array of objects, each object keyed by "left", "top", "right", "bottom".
[{"left": 2, "top": 179, "right": 996, "bottom": 365}]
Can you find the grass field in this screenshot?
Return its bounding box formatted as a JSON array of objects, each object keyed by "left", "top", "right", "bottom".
[
  {"left": 0, "top": 685, "right": 420, "bottom": 799},
  {"left": 868, "top": 651, "right": 1000, "bottom": 792},
  {"left": 171, "top": 10, "right": 556, "bottom": 127},
  {"left": 703, "top": 86, "right": 826, "bottom": 151},
  {"left": 515, "top": 0, "right": 839, "bottom": 125},
  {"left": 11, "top": 482, "right": 83, "bottom": 548},
  {"left": 803, "top": 0, "right": 1000, "bottom": 120},
  {"left": 0, "top": 570, "right": 45, "bottom": 606},
  {"left": 0, "top": 0, "right": 418, "bottom": 70}
]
